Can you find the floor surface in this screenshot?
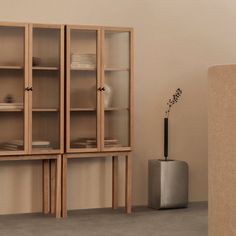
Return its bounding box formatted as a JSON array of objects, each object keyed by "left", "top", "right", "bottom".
[{"left": 0, "top": 202, "right": 207, "bottom": 236}]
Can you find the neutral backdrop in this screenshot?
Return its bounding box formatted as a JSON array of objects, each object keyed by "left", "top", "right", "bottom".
[{"left": 0, "top": 0, "right": 234, "bottom": 214}]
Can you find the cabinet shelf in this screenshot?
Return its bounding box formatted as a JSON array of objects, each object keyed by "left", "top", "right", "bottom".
[
  {"left": 0, "top": 108, "right": 61, "bottom": 112},
  {"left": 71, "top": 108, "right": 96, "bottom": 112},
  {"left": 0, "top": 65, "right": 23, "bottom": 70},
  {"left": 105, "top": 67, "right": 129, "bottom": 72},
  {"left": 71, "top": 67, "right": 96, "bottom": 71},
  {"left": 33, "top": 66, "right": 59, "bottom": 71},
  {"left": 70, "top": 107, "right": 129, "bottom": 112},
  {"left": 70, "top": 67, "right": 129, "bottom": 72},
  {"left": 105, "top": 107, "right": 129, "bottom": 111},
  {"left": 32, "top": 108, "right": 59, "bottom": 112},
  {"left": 0, "top": 108, "right": 23, "bottom": 112}
]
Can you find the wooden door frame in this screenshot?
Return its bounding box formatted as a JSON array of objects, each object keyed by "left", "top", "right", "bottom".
[
  {"left": 65, "top": 25, "right": 101, "bottom": 153},
  {"left": 28, "top": 23, "right": 64, "bottom": 155},
  {"left": 100, "top": 27, "right": 134, "bottom": 152},
  {"left": 0, "top": 23, "right": 29, "bottom": 156}
]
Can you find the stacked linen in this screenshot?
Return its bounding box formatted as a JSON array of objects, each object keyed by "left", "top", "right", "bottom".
[
  {"left": 71, "top": 54, "right": 96, "bottom": 70},
  {"left": 0, "top": 140, "right": 51, "bottom": 151},
  {"left": 71, "top": 137, "right": 121, "bottom": 148},
  {"left": 0, "top": 140, "right": 24, "bottom": 151}
]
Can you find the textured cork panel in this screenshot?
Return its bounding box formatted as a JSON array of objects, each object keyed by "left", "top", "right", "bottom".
[{"left": 208, "top": 65, "right": 236, "bottom": 236}]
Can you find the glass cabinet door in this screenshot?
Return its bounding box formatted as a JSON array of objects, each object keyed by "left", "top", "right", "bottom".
[
  {"left": 0, "top": 24, "right": 28, "bottom": 154},
  {"left": 67, "top": 26, "right": 100, "bottom": 152},
  {"left": 102, "top": 28, "right": 133, "bottom": 150},
  {"left": 29, "top": 24, "right": 64, "bottom": 153}
]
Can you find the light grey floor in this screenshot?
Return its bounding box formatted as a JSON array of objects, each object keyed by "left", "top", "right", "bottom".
[{"left": 0, "top": 202, "right": 207, "bottom": 236}]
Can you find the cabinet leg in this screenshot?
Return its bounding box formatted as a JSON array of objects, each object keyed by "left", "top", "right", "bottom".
[
  {"left": 55, "top": 155, "right": 62, "bottom": 218},
  {"left": 50, "top": 160, "right": 56, "bottom": 214},
  {"left": 125, "top": 153, "right": 132, "bottom": 214},
  {"left": 42, "top": 159, "right": 50, "bottom": 214},
  {"left": 112, "top": 156, "right": 118, "bottom": 209},
  {"left": 62, "top": 156, "right": 68, "bottom": 218}
]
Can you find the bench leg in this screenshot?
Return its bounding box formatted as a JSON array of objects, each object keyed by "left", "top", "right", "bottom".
[
  {"left": 112, "top": 156, "right": 118, "bottom": 209},
  {"left": 42, "top": 159, "right": 50, "bottom": 214},
  {"left": 125, "top": 153, "right": 132, "bottom": 214},
  {"left": 55, "top": 155, "right": 61, "bottom": 218},
  {"left": 62, "top": 156, "right": 67, "bottom": 218}
]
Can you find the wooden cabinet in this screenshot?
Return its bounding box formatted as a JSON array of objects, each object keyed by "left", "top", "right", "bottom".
[
  {"left": 62, "top": 25, "right": 133, "bottom": 217},
  {"left": 0, "top": 23, "right": 64, "bottom": 156},
  {"left": 66, "top": 26, "right": 133, "bottom": 153},
  {"left": 0, "top": 22, "right": 133, "bottom": 218},
  {"left": 0, "top": 23, "right": 133, "bottom": 156},
  {"left": 0, "top": 22, "right": 64, "bottom": 218}
]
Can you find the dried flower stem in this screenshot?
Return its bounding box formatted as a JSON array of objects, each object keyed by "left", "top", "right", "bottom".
[{"left": 165, "top": 88, "right": 182, "bottom": 118}]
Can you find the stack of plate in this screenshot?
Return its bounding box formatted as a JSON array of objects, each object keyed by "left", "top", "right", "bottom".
[{"left": 71, "top": 53, "right": 96, "bottom": 69}]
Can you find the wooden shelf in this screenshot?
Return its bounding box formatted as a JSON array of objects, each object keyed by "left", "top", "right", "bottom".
[
  {"left": 105, "top": 67, "right": 129, "bottom": 72},
  {"left": 32, "top": 108, "right": 59, "bottom": 112},
  {"left": 105, "top": 107, "right": 129, "bottom": 111},
  {"left": 0, "top": 65, "right": 23, "bottom": 70},
  {"left": 0, "top": 108, "right": 23, "bottom": 112},
  {"left": 70, "top": 67, "right": 129, "bottom": 72},
  {"left": 70, "top": 108, "right": 96, "bottom": 112},
  {"left": 70, "top": 107, "right": 129, "bottom": 112},
  {"left": 71, "top": 67, "right": 96, "bottom": 71},
  {"left": 33, "top": 66, "right": 59, "bottom": 71},
  {"left": 0, "top": 108, "right": 61, "bottom": 112}
]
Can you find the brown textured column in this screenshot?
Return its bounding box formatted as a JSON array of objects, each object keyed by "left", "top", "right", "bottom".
[{"left": 208, "top": 65, "right": 236, "bottom": 235}]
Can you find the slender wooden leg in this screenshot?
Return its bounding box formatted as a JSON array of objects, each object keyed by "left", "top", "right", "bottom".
[
  {"left": 112, "top": 156, "right": 118, "bottom": 209},
  {"left": 42, "top": 159, "right": 50, "bottom": 214},
  {"left": 55, "top": 155, "right": 62, "bottom": 218},
  {"left": 50, "top": 160, "right": 56, "bottom": 214},
  {"left": 125, "top": 153, "right": 132, "bottom": 214},
  {"left": 62, "top": 155, "right": 68, "bottom": 218}
]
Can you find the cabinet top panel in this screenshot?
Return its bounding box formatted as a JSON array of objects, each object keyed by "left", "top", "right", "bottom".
[
  {"left": 66, "top": 25, "right": 133, "bottom": 32},
  {"left": 0, "top": 22, "right": 28, "bottom": 28},
  {"left": 31, "top": 23, "right": 64, "bottom": 29},
  {"left": 0, "top": 22, "right": 133, "bottom": 32}
]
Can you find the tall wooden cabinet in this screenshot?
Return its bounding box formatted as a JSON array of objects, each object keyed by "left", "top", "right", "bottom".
[
  {"left": 62, "top": 26, "right": 133, "bottom": 217},
  {"left": 0, "top": 22, "right": 133, "bottom": 218},
  {"left": 0, "top": 22, "right": 64, "bottom": 218}
]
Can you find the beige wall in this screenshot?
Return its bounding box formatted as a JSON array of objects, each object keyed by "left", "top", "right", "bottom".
[{"left": 0, "top": 0, "right": 235, "bottom": 214}]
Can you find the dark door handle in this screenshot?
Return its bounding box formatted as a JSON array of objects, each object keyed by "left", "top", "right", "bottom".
[{"left": 25, "top": 87, "right": 33, "bottom": 91}]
